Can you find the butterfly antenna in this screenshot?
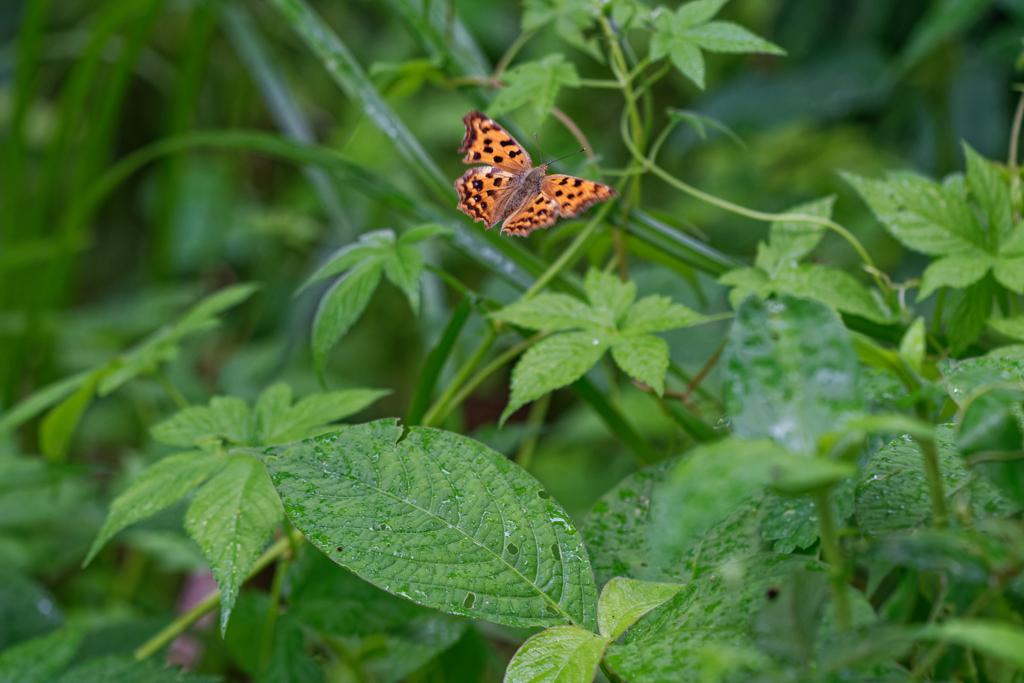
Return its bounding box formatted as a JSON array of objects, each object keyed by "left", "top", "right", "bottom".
[
  {"left": 549, "top": 148, "right": 586, "bottom": 166},
  {"left": 534, "top": 133, "right": 544, "bottom": 165}
]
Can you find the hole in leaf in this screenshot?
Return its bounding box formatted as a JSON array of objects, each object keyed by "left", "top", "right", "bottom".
[
  {"left": 545, "top": 604, "right": 559, "bottom": 616},
  {"left": 537, "top": 490, "right": 550, "bottom": 499},
  {"left": 378, "top": 523, "right": 390, "bottom": 531},
  {"left": 463, "top": 592, "right": 476, "bottom": 609},
  {"left": 397, "top": 425, "right": 411, "bottom": 443},
  {"left": 550, "top": 543, "right": 561, "bottom": 561},
  {"left": 506, "top": 543, "right": 519, "bottom": 555}
]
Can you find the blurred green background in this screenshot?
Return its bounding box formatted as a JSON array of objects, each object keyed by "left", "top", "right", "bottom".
[{"left": 1, "top": 0, "right": 1023, "bottom": 678}]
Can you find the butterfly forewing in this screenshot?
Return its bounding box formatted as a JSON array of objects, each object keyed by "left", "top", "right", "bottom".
[
  {"left": 458, "top": 111, "right": 533, "bottom": 173},
  {"left": 541, "top": 175, "right": 617, "bottom": 219}
]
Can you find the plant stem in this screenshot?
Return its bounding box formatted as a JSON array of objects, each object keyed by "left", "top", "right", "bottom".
[
  {"left": 514, "top": 391, "right": 550, "bottom": 470},
  {"left": 683, "top": 339, "right": 725, "bottom": 402},
  {"left": 260, "top": 544, "right": 293, "bottom": 668},
  {"left": 153, "top": 370, "right": 189, "bottom": 409},
  {"left": 420, "top": 327, "right": 496, "bottom": 428},
  {"left": 135, "top": 531, "right": 301, "bottom": 661},
  {"left": 494, "top": 29, "right": 535, "bottom": 76},
  {"left": 916, "top": 432, "right": 949, "bottom": 528},
  {"left": 428, "top": 332, "right": 549, "bottom": 427},
  {"left": 814, "top": 486, "right": 851, "bottom": 631},
  {"left": 931, "top": 286, "right": 947, "bottom": 335},
  {"left": 912, "top": 585, "right": 999, "bottom": 680},
  {"left": 616, "top": 112, "right": 888, "bottom": 295},
  {"left": 578, "top": 78, "right": 622, "bottom": 89}
]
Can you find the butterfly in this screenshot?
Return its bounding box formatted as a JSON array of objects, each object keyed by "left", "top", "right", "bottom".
[{"left": 454, "top": 111, "right": 618, "bottom": 237}]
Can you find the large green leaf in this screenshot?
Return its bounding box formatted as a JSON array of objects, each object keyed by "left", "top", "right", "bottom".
[
  {"left": 152, "top": 397, "right": 252, "bottom": 447},
  {"left": 610, "top": 334, "right": 669, "bottom": 395},
  {"left": 85, "top": 451, "right": 225, "bottom": 566},
  {"left": 854, "top": 425, "right": 1016, "bottom": 537},
  {"left": 964, "top": 142, "right": 1013, "bottom": 247},
  {"left": 582, "top": 459, "right": 761, "bottom": 587},
  {"left": 583, "top": 269, "right": 635, "bottom": 327},
  {"left": 771, "top": 264, "right": 889, "bottom": 323},
  {"left": 184, "top": 455, "right": 282, "bottom": 633},
  {"left": 504, "top": 626, "right": 608, "bottom": 683},
  {"left": 502, "top": 330, "right": 610, "bottom": 424},
  {"left": 489, "top": 54, "right": 581, "bottom": 120},
  {"left": 598, "top": 578, "right": 684, "bottom": 640},
  {"left": 920, "top": 619, "right": 1024, "bottom": 669},
  {"left": 0, "top": 626, "right": 83, "bottom": 683},
  {"left": 650, "top": 0, "right": 784, "bottom": 89},
  {"left": 264, "top": 420, "right": 599, "bottom": 630},
  {"left": 755, "top": 196, "right": 834, "bottom": 276},
  {"left": 621, "top": 295, "right": 702, "bottom": 334},
  {"left": 312, "top": 260, "right": 385, "bottom": 376},
  {"left": 52, "top": 656, "right": 218, "bottom": 683},
  {"left": 724, "top": 295, "right": 861, "bottom": 455},
  {"left": 842, "top": 171, "right": 986, "bottom": 257},
  {"left": 491, "top": 293, "right": 608, "bottom": 332},
  {"left": 917, "top": 251, "right": 993, "bottom": 300}
]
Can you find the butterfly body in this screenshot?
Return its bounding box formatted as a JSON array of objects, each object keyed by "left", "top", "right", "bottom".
[{"left": 454, "top": 111, "right": 617, "bottom": 237}]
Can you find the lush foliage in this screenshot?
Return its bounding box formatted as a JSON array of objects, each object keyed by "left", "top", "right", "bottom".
[{"left": 3, "top": 0, "right": 1024, "bottom": 681}]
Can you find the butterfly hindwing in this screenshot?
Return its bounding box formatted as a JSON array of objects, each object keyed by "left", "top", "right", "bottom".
[
  {"left": 501, "top": 193, "right": 561, "bottom": 237},
  {"left": 541, "top": 175, "right": 617, "bottom": 218},
  {"left": 455, "top": 166, "right": 519, "bottom": 228},
  {"left": 458, "top": 111, "right": 533, "bottom": 173}
]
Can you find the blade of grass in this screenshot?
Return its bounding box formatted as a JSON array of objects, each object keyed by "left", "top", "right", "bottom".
[
  {"left": 267, "top": 0, "right": 450, "bottom": 201},
  {"left": 220, "top": 2, "right": 351, "bottom": 238},
  {"left": 405, "top": 295, "right": 474, "bottom": 426},
  {"left": 384, "top": 0, "right": 490, "bottom": 79},
  {"left": 622, "top": 210, "right": 741, "bottom": 277},
  {"left": 150, "top": 0, "right": 219, "bottom": 280}
]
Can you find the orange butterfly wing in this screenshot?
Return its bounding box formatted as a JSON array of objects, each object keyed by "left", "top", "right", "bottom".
[
  {"left": 458, "top": 111, "right": 533, "bottom": 173},
  {"left": 455, "top": 166, "right": 519, "bottom": 228},
  {"left": 500, "top": 194, "right": 561, "bottom": 237},
  {"left": 541, "top": 175, "right": 618, "bottom": 219}
]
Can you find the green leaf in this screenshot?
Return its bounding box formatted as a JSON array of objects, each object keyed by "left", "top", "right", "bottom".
[
  {"left": 489, "top": 54, "right": 581, "bottom": 120},
  {"left": 259, "top": 615, "right": 324, "bottom": 683},
  {"left": 39, "top": 375, "right": 97, "bottom": 462},
  {"left": 772, "top": 264, "right": 889, "bottom": 323},
  {"left": 584, "top": 269, "right": 635, "bottom": 327},
  {"left": 491, "top": 293, "right": 609, "bottom": 332},
  {"left": 85, "top": 451, "right": 225, "bottom": 566},
  {"left": 724, "top": 295, "right": 862, "bottom": 455},
  {"left": 650, "top": 438, "right": 790, "bottom": 561},
  {"left": 521, "top": 0, "right": 603, "bottom": 61},
  {"left": 152, "top": 397, "right": 251, "bottom": 447},
  {"left": 959, "top": 389, "right": 1024, "bottom": 458},
  {"left": 684, "top": 21, "right": 786, "bottom": 55},
  {"left": 650, "top": 1, "right": 783, "bottom": 89},
  {"left": 991, "top": 315, "right": 1024, "bottom": 341},
  {"left": 259, "top": 388, "right": 390, "bottom": 444},
  {"left": 899, "top": 317, "right": 926, "bottom": 373},
  {"left": 299, "top": 231, "right": 392, "bottom": 292},
  {"left": 0, "top": 571, "right": 63, "bottom": 649},
  {"left": 53, "top": 656, "right": 218, "bottom": 683},
  {"left": 0, "top": 371, "right": 92, "bottom": 434},
  {"left": 503, "top": 330, "right": 610, "bottom": 424},
  {"left": 610, "top": 334, "right": 669, "bottom": 395},
  {"left": 383, "top": 244, "right": 423, "bottom": 315},
  {"left": 842, "top": 171, "right": 986, "bottom": 257},
  {"left": 97, "top": 283, "right": 259, "bottom": 396},
  {"left": 504, "top": 626, "right": 608, "bottom": 683},
  {"left": 920, "top": 619, "right": 1024, "bottom": 668},
  {"left": 265, "top": 420, "right": 598, "bottom": 630},
  {"left": 0, "top": 626, "right": 84, "bottom": 683},
  {"left": 184, "top": 455, "right": 282, "bottom": 633},
  {"left": 760, "top": 479, "right": 854, "bottom": 554},
  {"left": 964, "top": 142, "right": 1013, "bottom": 246},
  {"left": 755, "top": 196, "right": 834, "bottom": 276},
  {"left": 918, "top": 251, "right": 993, "bottom": 300},
  {"left": 621, "top": 295, "right": 703, "bottom": 334},
  {"left": 720, "top": 268, "right": 769, "bottom": 309},
  {"left": 854, "top": 425, "right": 1016, "bottom": 538},
  {"left": 359, "top": 613, "right": 468, "bottom": 683},
  {"left": 598, "top": 578, "right": 684, "bottom": 640},
  {"left": 583, "top": 459, "right": 761, "bottom": 587},
  {"left": 947, "top": 275, "right": 995, "bottom": 354},
  {"left": 994, "top": 255, "right": 1024, "bottom": 293},
  {"left": 604, "top": 555, "right": 814, "bottom": 683},
  {"left": 397, "top": 223, "right": 454, "bottom": 245},
  {"left": 312, "top": 259, "right": 385, "bottom": 377}
]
